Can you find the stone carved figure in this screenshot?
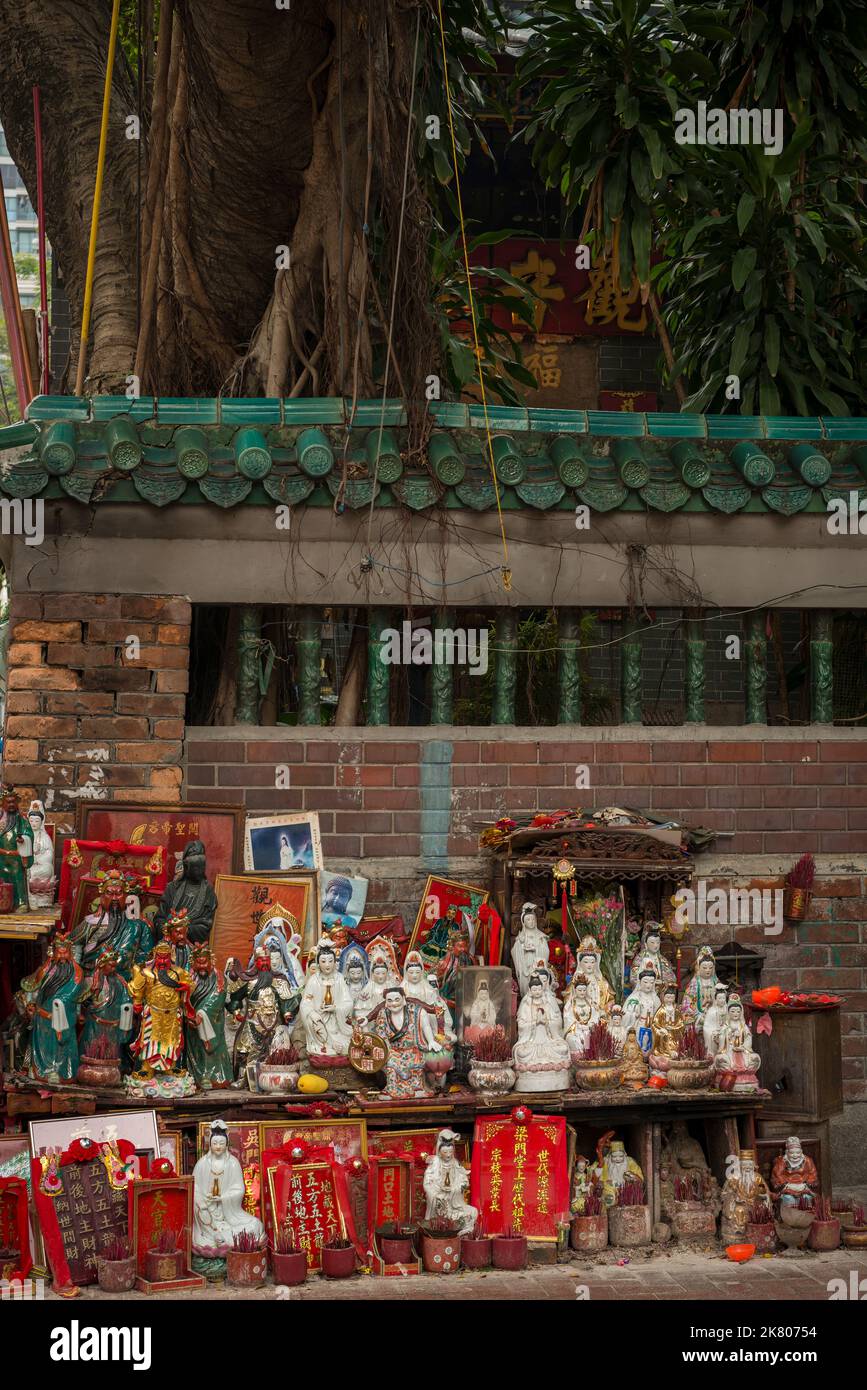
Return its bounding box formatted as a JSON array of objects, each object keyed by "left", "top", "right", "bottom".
[
  {"left": 154, "top": 839, "right": 217, "bottom": 944},
  {"left": 422, "top": 1129, "right": 477, "bottom": 1236},
  {"left": 659, "top": 1121, "right": 720, "bottom": 1223}
]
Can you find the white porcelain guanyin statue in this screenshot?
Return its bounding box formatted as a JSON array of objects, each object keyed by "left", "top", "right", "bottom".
[
  {"left": 353, "top": 954, "right": 393, "bottom": 1025},
  {"left": 622, "top": 969, "right": 661, "bottom": 1045},
  {"left": 192, "top": 1120, "right": 265, "bottom": 1255},
  {"left": 299, "top": 939, "right": 354, "bottom": 1058},
  {"left": 422, "top": 1129, "right": 477, "bottom": 1236},
  {"left": 680, "top": 944, "right": 719, "bottom": 1022},
  {"left": 512, "top": 902, "right": 550, "bottom": 996},
  {"left": 712, "top": 997, "right": 761, "bottom": 1093},
  {"left": 26, "top": 799, "right": 56, "bottom": 908},
  {"left": 512, "top": 971, "right": 572, "bottom": 1092},
  {"left": 702, "top": 985, "right": 730, "bottom": 1058},
  {"left": 563, "top": 974, "right": 600, "bottom": 1050}
]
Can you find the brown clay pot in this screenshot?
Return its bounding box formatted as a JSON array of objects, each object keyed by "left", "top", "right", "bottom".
[
  {"left": 321, "top": 1243, "right": 357, "bottom": 1278},
  {"left": 145, "top": 1248, "right": 184, "bottom": 1282},
  {"left": 460, "top": 1235, "right": 492, "bottom": 1269},
  {"left": 672, "top": 1201, "right": 717, "bottom": 1241},
  {"left": 77, "top": 1056, "right": 121, "bottom": 1088},
  {"left": 570, "top": 1212, "right": 608, "bottom": 1253},
  {"left": 783, "top": 886, "right": 812, "bottom": 921},
  {"left": 97, "top": 1255, "right": 136, "bottom": 1293},
  {"left": 271, "top": 1250, "right": 307, "bottom": 1286},
  {"left": 745, "top": 1221, "right": 777, "bottom": 1254},
  {"left": 608, "top": 1205, "right": 652, "bottom": 1248},
  {"left": 491, "top": 1234, "right": 528, "bottom": 1270},
  {"left": 665, "top": 1059, "right": 714, "bottom": 1091},
  {"left": 572, "top": 1059, "right": 622, "bottom": 1091},
  {"left": 833, "top": 1208, "right": 856, "bottom": 1229},
  {"left": 808, "top": 1218, "right": 841, "bottom": 1252},
  {"left": 226, "top": 1247, "right": 268, "bottom": 1287},
  {"left": 420, "top": 1232, "right": 461, "bottom": 1273},
  {"left": 378, "top": 1232, "right": 415, "bottom": 1264},
  {"left": 842, "top": 1227, "right": 867, "bottom": 1249}
]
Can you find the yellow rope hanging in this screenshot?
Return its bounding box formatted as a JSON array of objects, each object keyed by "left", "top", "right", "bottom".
[
  {"left": 74, "top": 0, "right": 123, "bottom": 396},
  {"left": 435, "top": 0, "right": 512, "bottom": 592}
]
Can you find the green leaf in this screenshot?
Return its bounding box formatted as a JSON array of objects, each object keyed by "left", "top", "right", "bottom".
[
  {"left": 631, "top": 201, "right": 652, "bottom": 284},
  {"left": 736, "top": 193, "right": 757, "bottom": 235},
  {"left": 795, "top": 213, "right": 827, "bottom": 263},
  {"left": 730, "top": 321, "right": 751, "bottom": 376},
  {"left": 432, "top": 144, "right": 453, "bottom": 185},
  {"left": 765, "top": 317, "right": 780, "bottom": 377},
  {"left": 732, "top": 246, "right": 757, "bottom": 292},
  {"left": 639, "top": 124, "right": 664, "bottom": 181},
  {"left": 683, "top": 214, "right": 722, "bottom": 253}
]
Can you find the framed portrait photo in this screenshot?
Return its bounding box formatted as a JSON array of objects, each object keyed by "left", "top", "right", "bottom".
[
  {"left": 319, "top": 869, "right": 368, "bottom": 931},
  {"left": 409, "top": 875, "right": 490, "bottom": 954},
  {"left": 243, "top": 812, "right": 322, "bottom": 873},
  {"left": 457, "top": 965, "right": 515, "bottom": 1046},
  {"left": 74, "top": 801, "right": 245, "bottom": 881}
]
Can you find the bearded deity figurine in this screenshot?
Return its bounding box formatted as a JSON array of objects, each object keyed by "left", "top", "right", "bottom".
[
  {"left": 770, "top": 1136, "right": 819, "bottom": 1210},
  {"left": 513, "top": 971, "right": 572, "bottom": 1092},
  {"left": 721, "top": 1150, "right": 771, "bottom": 1242},
  {"left": 186, "top": 945, "right": 233, "bottom": 1090},
  {"left": 153, "top": 839, "right": 217, "bottom": 944},
  {"left": 299, "top": 939, "right": 354, "bottom": 1060},
  {"left": 436, "top": 923, "right": 473, "bottom": 1008},
  {"left": 712, "top": 996, "right": 761, "bottom": 1093},
  {"left": 629, "top": 924, "right": 676, "bottom": 991},
  {"left": 592, "top": 1137, "right": 644, "bottom": 1208},
  {"left": 512, "top": 902, "right": 550, "bottom": 997},
  {"left": 127, "top": 940, "right": 196, "bottom": 1089},
  {"left": 165, "top": 909, "right": 193, "bottom": 969},
  {"left": 622, "top": 969, "right": 661, "bottom": 1053},
  {"left": 575, "top": 936, "right": 613, "bottom": 1015},
  {"left": 702, "top": 985, "right": 730, "bottom": 1059},
  {"left": 370, "top": 984, "right": 444, "bottom": 1099},
  {"left": 28, "top": 937, "right": 87, "bottom": 1083},
  {"left": 226, "top": 945, "right": 300, "bottom": 1086},
  {"left": 0, "top": 786, "right": 33, "bottom": 910},
  {"left": 419, "top": 902, "right": 461, "bottom": 973},
  {"left": 649, "top": 984, "right": 686, "bottom": 1077},
  {"left": 79, "top": 949, "right": 134, "bottom": 1059},
  {"left": 423, "top": 1129, "right": 478, "bottom": 1236},
  {"left": 73, "top": 870, "right": 148, "bottom": 981},
  {"left": 26, "top": 799, "right": 56, "bottom": 909},
  {"left": 680, "top": 945, "right": 720, "bottom": 1023},
  {"left": 192, "top": 1119, "right": 265, "bottom": 1274},
  {"left": 353, "top": 953, "right": 394, "bottom": 1025}
]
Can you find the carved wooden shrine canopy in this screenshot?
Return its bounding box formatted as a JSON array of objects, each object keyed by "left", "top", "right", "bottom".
[{"left": 493, "top": 823, "right": 694, "bottom": 884}]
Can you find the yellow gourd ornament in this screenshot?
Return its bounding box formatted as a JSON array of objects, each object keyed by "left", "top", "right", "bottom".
[{"left": 298, "top": 1072, "right": 328, "bottom": 1095}]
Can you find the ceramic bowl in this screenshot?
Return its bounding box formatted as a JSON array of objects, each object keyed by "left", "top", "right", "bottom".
[{"left": 726, "top": 1243, "right": 756, "bottom": 1263}]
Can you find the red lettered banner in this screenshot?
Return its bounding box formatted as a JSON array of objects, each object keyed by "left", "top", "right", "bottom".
[
  {"left": 128, "top": 1177, "right": 193, "bottom": 1278},
  {"left": 473, "top": 239, "right": 650, "bottom": 338},
  {"left": 470, "top": 1113, "right": 569, "bottom": 1240},
  {"left": 367, "top": 1156, "right": 413, "bottom": 1233}
]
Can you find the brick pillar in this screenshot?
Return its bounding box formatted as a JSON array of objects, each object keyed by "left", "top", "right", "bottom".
[{"left": 1, "top": 593, "right": 190, "bottom": 814}]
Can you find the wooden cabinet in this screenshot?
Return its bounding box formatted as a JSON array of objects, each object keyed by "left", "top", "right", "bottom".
[{"left": 754, "top": 1008, "right": 843, "bottom": 1123}]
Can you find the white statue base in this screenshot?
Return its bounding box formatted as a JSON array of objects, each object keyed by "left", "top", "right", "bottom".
[
  {"left": 124, "top": 1070, "right": 196, "bottom": 1100},
  {"left": 514, "top": 1066, "right": 571, "bottom": 1093}
]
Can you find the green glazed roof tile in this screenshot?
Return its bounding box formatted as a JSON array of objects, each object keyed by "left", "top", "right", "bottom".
[
  {"left": 222, "top": 398, "right": 281, "bottom": 425},
  {"left": 764, "top": 416, "right": 823, "bottom": 440},
  {"left": 819, "top": 418, "right": 867, "bottom": 440},
  {"left": 467, "top": 404, "right": 529, "bottom": 432},
  {"left": 157, "top": 398, "right": 220, "bottom": 425},
  {"left": 527, "top": 407, "right": 586, "bottom": 433},
  {"left": 647, "top": 413, "right": 706, "bottom": 439},
  {"left": 428, "top": 402, "right": 469, "bottom": 428},
  {"left": 347, "top": 399, "right": 407, "bottom": 427},
  {"left": 90, "top": 395, "right": 155, "bottom": 422},
  {"left": 26, "top": 395, "right": 90, "bottom": 422},
  {"left": 706, "top": 415, "right": 765, "bottom": 440},
  {"left": 283, "top": 398, "right": 344, "bottom": 424},
  {"left": 587, "top": 410, "right": 645, "bottom": 436},
  {"left": 0, "top": 420, "right": 40, "bottom": 449}
]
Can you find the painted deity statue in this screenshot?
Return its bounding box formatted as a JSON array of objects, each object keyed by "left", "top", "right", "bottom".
[
  {"left": 648, "top": 984, "right": 686, "bottom": 1076},
  {"left": 226, "top": 945, "right": 299, "bottom": 1084},
  {"left": 339, "top": 943, "right": 370, "bottom": 1018},
  {"left": 563, "top": 973, "right": 600, "bottom": 1054},
  {"left": 250, "top": 910, "right": 304, "bottom": 990},
  {"left": 0, "top": 786, "right": 33, "bottom": 911},
  {"left": 770, "top": 1136, "right": 819, "bottom": 1210},
  {"left": 419, "top": 902, "right": 461, "bottom": 974},
  {"left": 73, "top": 871, "right": 151, "bottom": 981},
  {"left": 79, "top": 949, "right": 134, "bottom": 1059},
  {"left": 513, "top": 971, "right": 572, "bottom": 1092},
  {"left": 702, "top": 984, "right": 730, "bottom": 1059},
  {"left": 422, "top": 1129, "right": 478, "bottom": 1236},
  {"left": 629, "top": 924, "right": 675, "bottom": 990},
  {"left": 712, "top": 996, "right": 761, "bottom": 1092},
  {"left": 574, "top": 936, "right": 613, "bottom": 1015},
  {"left": 186, "top": 944, "right": 233, "bottom": 1090},
  {"left": 721, "top": 1150, "right": 771, "bottom": 1241},
  {"left": 26, "top": 799, "right": 56, "bottom": 908},
  {"left": 353, "top": 953, "right": 394, "bottom": 1025},
  {"left": 128, "top": 939, "right": 196, "bottom": 1079},
  {"left": 28, "top": 938, "right": 87, "bottom": 1083},
  {"left": 402, "top": 951, "right": 455, "bottom": 1041},
  {"left": 299, "top": 939, "right": 354, "bottom": 1059},
  {"left": 680, "top": 944, "right": 720, "bottom": 1022},
  {"left": 512, "top": 902, "right": 551, "bottom": 997},
  {"left": 622, "top": 969, "right": 661, "bottom": 1051},
  {"left": 592, "top": 1137, "right": 644, "bottom": 1208},
  {"left": 153, "top": 839, "right": 217, "bottom": 944},
  {"left": 607, "top": 1003, "right": 628, "bottom": 1051},
  {"left": 371, "top": 984, "right": 443, "bottom": 1099},
  {"left": 436, "top": 924, "right": 473, "bottom": 1008},
  {"left": 165, "top": 909, "right": 192, "bottom": 970},
  {"left": 192, "top": 1119, "right": 265, "bottom": 1256},
  {"left": 620, "top": 1034, "right": 649, "bottom": 1089},
  {"left": 570, "top": 1155, "right": 593, "bottom": 1215}
]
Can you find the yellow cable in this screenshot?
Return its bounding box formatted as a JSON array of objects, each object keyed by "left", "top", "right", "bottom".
[
  {"left": 74, "top": 0, "right": 123, "bottom": 397},
  {"left": 435, "top": 0, "right": 512, "bottom": 592}
]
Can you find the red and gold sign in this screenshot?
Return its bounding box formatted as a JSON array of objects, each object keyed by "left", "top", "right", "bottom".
[
  {"left": 368, "top": 1156, "right": 412, "bottom": 1232},
  {"left": 0, "top": 1177, "right": 32, "bottom": 1282},
  {"left": 266, "top": 1161, "right": 342, "bottom": 1272},
  {"left": 470, "top": 1112, "right": 569, "bottom": 1241},
  {"left": 474, "top": 238, "right": 650, "bottom": 338},
  {"left": 368, "top": 1128, "right": 468, "bottom": 1224},
  {"left": 128, "top": 1177, "right": 194, "bottom": 1282},
  {"left": 58, "top": 839, "right": 166, "bottom": 931}
]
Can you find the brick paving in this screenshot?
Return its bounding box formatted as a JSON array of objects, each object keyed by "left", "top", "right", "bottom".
[{"left": 47, "top": 1247, "right": 867, "bottom": 1301}]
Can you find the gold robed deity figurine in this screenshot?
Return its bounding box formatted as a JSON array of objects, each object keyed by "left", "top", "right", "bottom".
[{"left": 128, "top": 940, "right": 196, "bottom": 1078}]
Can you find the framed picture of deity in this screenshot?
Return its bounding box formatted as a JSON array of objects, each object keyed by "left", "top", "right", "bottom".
[
  {"left": 196, "top": 1121, "right": 262, "bottom": 1220},
  {"left": 243, "top": 812, "right": 322, "bottom": 874},
  {"left": 211, "top": 874, "right": 312, "bottom": 972},
  {"left": 240, "top": 868, "right": 320, "bottom": 954},
  {"left": 74, "top": 801, "right": 246, "bottom": 883},
  {"left": 320, "top": 869, "right": 368, "bottom": 931},
  {"left": 57, "top": 838, "right": 167, "bottom": 931},
  {"left": 457, "top": 965, "right": 515, "bottom": 1047},
  {"left": 408, "top": 875, "right": 490, "bottom": 955}
]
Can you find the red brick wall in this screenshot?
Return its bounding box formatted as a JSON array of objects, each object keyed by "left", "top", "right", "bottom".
[{"left": 1, "top": 592, "right": 191, "bottom": 816}]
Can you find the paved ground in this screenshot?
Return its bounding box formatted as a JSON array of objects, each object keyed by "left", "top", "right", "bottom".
[{"left": 44, "top": 1246, "right": 867, "bottom": 1301}]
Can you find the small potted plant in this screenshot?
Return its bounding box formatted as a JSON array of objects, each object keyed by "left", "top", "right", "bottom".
[
  {"left": 808, "top": 1196, "right": 841, "bottom": 1252},
  {"left": 745, "top": 1198, "right": 776, "bottom": 1254},
  {"left": 145, "top": 1227, "right": 185, "bottom": 1283},
  {"left": 570, "top": 1180, "right": 607, "bottom": 1253},
  {"left": 376, "top": 1222, "right": 416, "bottom": 1266},
  {"left": 461, "top": 1218, "right": 493, "bottom": 1269},
  {"left": 419, "top": 1218, "right": 461, "bottom": 1273},
  {"left": 227, "top": 1229, "right": 268, "bottom": 1286},
  {"left": 783, "top": 853, "right": 815, "bottom": 922},
  {"left": 321, "top": 1233, "right": 357, "bottom": 1279},
  {"left": 842, "top": 1204, "right": 867, "bottom": 1249},
  {"left": 666, "top": 1026, "right": 714, "bottom": 1091},
  {"left": 491, "top": 1224, "right": 528, "bottom": 1270},
  {"left": 608, "top": 1178, "right": 651, "bottom": 1248},
  {"left": 77, "top": 1034, "right": 122, "bottom": 1089},
  {"left": 571, "top": 1021, "right": 622, "bottom": 1091},
  {"left": 97, "top": 1234, "right": 136, "bottom": 1293},
  {"left": 270, "top": 1229, "right": 307, "bottom": 1286},
  {"left": 256, "top": 1045, "right": 302, "bottom": 1095},
  {"left": 466, "top": 1026, "right": 515, "bottom": 1096},
  {"left": 671, "top": 1173, "right": 716, "bottom": 1240}
]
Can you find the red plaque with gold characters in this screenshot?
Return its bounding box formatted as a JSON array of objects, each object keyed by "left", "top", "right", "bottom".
[
  {"left": 128, "top": 1176, "right": 204, "bottom": 1292},
  {"left": 470, "top": 1111, "right": 569, "bottom": 1241}
]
